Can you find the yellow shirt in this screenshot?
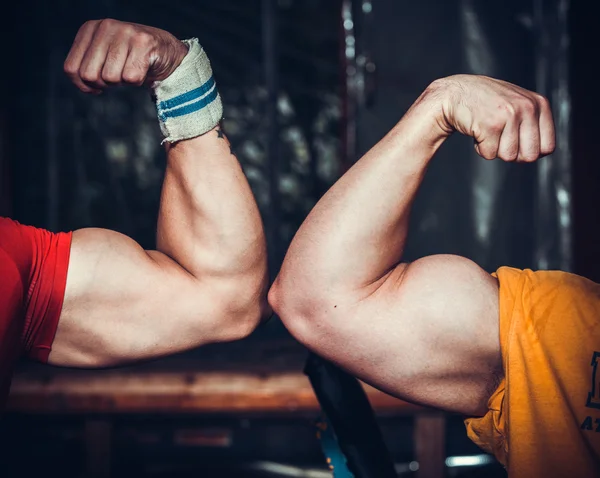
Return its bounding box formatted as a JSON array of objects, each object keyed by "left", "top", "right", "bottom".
[{"left": 465, "top": 267, "right": 600, "bottom": 477}]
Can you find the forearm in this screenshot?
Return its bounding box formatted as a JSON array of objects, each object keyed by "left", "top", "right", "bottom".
[
  {"left": 276, "top": 86, "right": 448, "bottom": 294},
  {"left": 157, "top": 127, "right": 268, "bottom": 301}
]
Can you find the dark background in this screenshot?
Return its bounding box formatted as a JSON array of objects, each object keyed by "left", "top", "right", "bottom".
[{"left": 0, "top": 0, "right": 598, "bottom": 476}]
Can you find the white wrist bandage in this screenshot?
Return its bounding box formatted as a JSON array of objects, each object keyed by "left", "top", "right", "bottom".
[{"left": 152, "top": 38, "right": 223, "bottom": 143}]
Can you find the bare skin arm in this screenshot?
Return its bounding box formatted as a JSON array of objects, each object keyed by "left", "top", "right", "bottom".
[
  {"left": 269, "top": 75, "right": 555, "bottom": 416},
  {"left": 47, "top": 19, "right": 268, "bottom": 367}
]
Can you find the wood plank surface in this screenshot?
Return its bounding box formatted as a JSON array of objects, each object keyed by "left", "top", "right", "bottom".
[{"left": 6, "top": 339, "right": 424, "bottom": 415}]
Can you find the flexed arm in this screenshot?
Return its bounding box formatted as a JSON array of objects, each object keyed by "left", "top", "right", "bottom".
[
  {"left": 49, "top": 19, "right": 268, "bottom": 367},
  {"left": 269, "top": 75, "right": 554, "bottom": 415}
]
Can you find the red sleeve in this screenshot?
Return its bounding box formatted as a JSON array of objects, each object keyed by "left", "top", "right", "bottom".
[{"left": 0, "top": 218, "right": 72, "bottom": 362}]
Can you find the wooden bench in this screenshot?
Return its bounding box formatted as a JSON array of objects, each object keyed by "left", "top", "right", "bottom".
[{"left": 5, "top": 338, "right": 446, "bottom": 478}]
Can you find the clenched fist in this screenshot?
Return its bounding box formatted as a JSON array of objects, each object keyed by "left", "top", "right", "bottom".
[
  {"left": 64, "top": 18, "right": 188, "bottom": 94},
  {"left": 429, "top": 75, "right": 556, "bottom": 162}
]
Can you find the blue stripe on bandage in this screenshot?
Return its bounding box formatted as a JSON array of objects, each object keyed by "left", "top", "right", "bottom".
[
  {"left": 158, "top": 87, "right": 219, "bottom": 121},
  {"left": 157, "top": 76, "right": 216, "bottom": 111}
]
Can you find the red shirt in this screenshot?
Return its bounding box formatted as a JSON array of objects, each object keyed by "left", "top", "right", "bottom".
[{"left": 0, "top": 217, "right": 71, "bottom": 405}]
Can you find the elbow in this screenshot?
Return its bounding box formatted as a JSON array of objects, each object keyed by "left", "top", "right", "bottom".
[
  {"left": 212, "top": 273, "right": 271, "bottom": 343},
  {"left": 231, "top": 289, "right": 270, "bottom": 341},
  {"left": 212, "top": 248, "right": 271, "bottom": 342},
  {"left": 268, "top": 275, "right": 326, "bottom": 348},
  {"left": 267, "top": 278, "right": 288, "bottom": 324}
]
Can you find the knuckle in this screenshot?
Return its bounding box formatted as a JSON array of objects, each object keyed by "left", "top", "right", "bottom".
[
  {"left": 133, "top": 31, "right": 155, "bottom": 48},
  {"left": 122, "top": 69, "right": 144, "bottom": 84},
  {"left": 487, "top": 117, "right": 505, "bottom": 133},
  {"left": 98, "top": 18, "right": 117, "bottom": 30},
  {"left": 500, "top": 143, "right": 519, "bottom": 161},
  {"left": 63, "top": 60, "right": 77, "bottom": 76},
  {"left": 428, "top": 77, "right": 450, "bottom": 92},
  {"left": 478, "top": 145, "right": 497, "bottom": 160},
  {"left": 542, "top": 141, "right": 556, "bottom": 156},
  {"left": 81, "top": 19, "right": 99, "bottom": 31},
  {"left": 96, "top": 19, "right": 109, "bottom": 33},
  {"left": 520, "top": 97, "right": 538, "bottom": 115},
  {"left": 102, "top": 70, "right": 121, "bottom": 83},
  {"left": 536, "top": 93, "right": 550, "bottom": 107},
  {"left": 499, "top": 101, "right": 517, "bottom": 117},
  {"left": 80, "top": 68, "right": 99, "bottom": 83},
  {"left": 120, "top": 24, "right": 136, "bottom": 38},
  {"left": 521, "top": 150, "right": 538, "bottom": 162}
]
